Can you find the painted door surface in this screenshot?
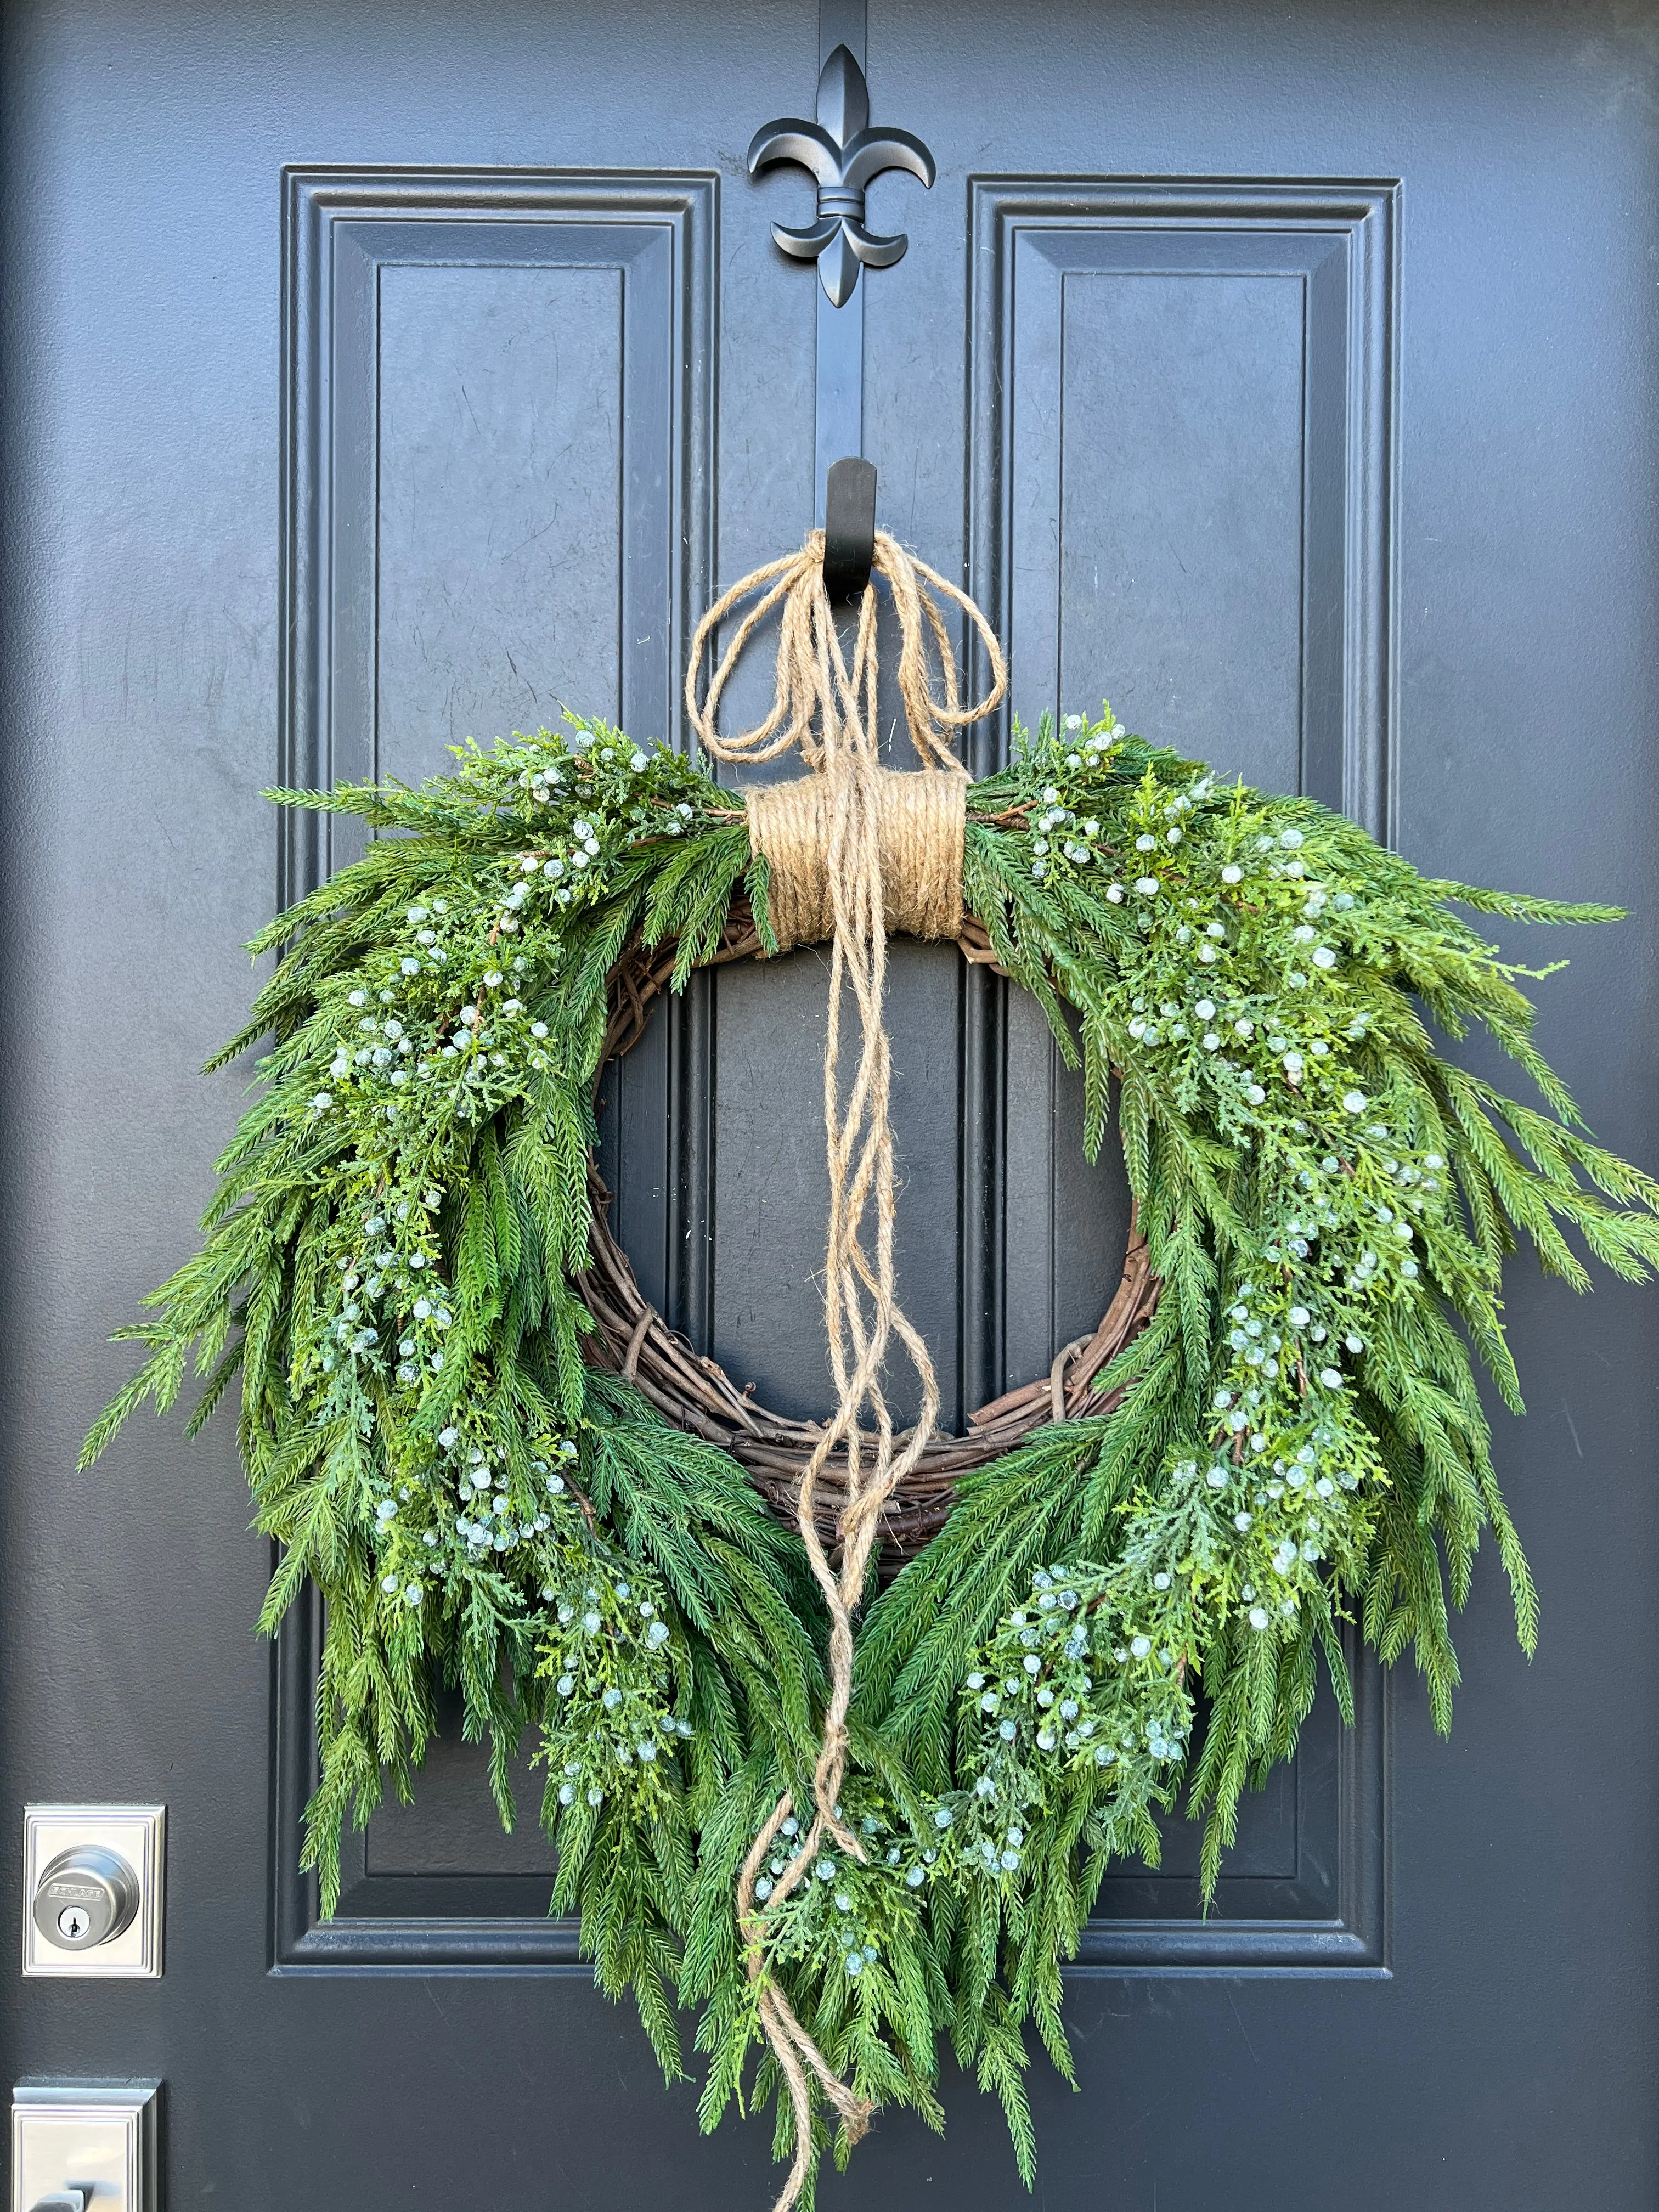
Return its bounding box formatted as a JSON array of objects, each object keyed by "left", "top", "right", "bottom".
[{"left": 3, "top": 2, "right": 1656, "bottom": 2205}]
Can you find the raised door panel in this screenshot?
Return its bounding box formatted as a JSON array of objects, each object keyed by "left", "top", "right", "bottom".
[
  {"left": 374, "top": 261, "right": 627, "bottom": 763},
  {"left": 969, "top": 179, "right": 1396, "bottom": 822},
  {"left": 274, "top": 167, "right": 714, "bottom": 1961},
  {"left": 281, "top": 170, "right": 714, "bottom": 880},
  {"left": 274, "top": 165, "right": 1389, "bottom": 1971},
  {"left": 967, "top": 178, "right": 1396, "bottom": 1959}
]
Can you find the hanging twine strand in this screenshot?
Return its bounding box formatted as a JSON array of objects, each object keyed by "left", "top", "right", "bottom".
[{"left": 685, "top": 529, "right": 1006, "bottom": 2208}]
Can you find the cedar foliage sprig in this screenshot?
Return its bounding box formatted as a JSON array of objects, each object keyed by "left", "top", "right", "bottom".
[{"left": 83, "top": 706, "right": 1659, "bottom": 2199}]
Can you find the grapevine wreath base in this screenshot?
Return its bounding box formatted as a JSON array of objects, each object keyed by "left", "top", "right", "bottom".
[
  {"left": 85, "top": 528, "right": 1659, "bottom": 2209},
  {"left": 584, "top": 900, "right": 1161, "bottom": 1561}
]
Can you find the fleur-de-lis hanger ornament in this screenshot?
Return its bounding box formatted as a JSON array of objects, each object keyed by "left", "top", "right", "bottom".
[{"left": 748, "top": 45, "right": 936, "bottom": 307}]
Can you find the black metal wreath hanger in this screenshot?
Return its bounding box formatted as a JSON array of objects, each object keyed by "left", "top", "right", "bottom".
[{"left": 822, "top": 455, "right": 877, "bottom": 603}]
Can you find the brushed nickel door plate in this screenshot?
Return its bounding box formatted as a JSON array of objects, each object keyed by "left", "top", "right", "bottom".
[
  {"left": 22, "top": 1808, "right": 165, "bottom": 1978},
  {"left": 10, "top": 2081, "right": 159, "bottom": 2212}
]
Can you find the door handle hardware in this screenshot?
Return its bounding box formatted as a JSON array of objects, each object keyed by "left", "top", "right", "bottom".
[{"left": 12, "top": 2082, "right": 159, "bottom": 2212}]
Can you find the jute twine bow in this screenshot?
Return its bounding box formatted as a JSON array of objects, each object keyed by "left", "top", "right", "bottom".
[{"left": 685, "top": 530, "right": 1007, "bottom": 2207}]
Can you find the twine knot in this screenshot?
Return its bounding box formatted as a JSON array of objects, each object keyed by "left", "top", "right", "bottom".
[{"left": 685, "top": 526, "right": 1006, "bottom": 2212}]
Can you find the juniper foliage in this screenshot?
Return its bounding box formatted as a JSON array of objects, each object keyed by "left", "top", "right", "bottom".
[{"left": 84, "top": 708, "right": 1659, "bottom": 2197}]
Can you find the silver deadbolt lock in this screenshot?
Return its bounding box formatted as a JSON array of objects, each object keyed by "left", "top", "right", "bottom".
[
  {"left": 22, "top": 1807, "right": 165, "bottom": 1977},
  {"left": 31, "top": 1846, "right": 140, "bottom": 1954}
]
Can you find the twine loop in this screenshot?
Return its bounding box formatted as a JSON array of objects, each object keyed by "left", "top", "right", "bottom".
[{"left": 684, "top": 528, "right": 1006, "bottom": 2208}]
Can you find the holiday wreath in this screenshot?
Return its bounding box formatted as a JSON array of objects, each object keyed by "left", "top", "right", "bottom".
[{"left": 87, "top": 533, "right": 1659, "bottom": 2208}]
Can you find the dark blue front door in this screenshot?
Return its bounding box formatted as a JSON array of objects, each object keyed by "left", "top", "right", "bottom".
[{"left": 4, "top": 2, "right": 1655, "bottom": 2204}]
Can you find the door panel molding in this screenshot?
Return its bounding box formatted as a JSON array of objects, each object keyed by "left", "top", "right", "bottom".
[
  {"left": 965, "top": 176, "right": 1400, "bottom": 840},
  {"left": 271, "top": 1610, "right": 1383, "bottom": 1973},
  {"left": 271, "top": 166, "right": 1387, "bottom": 1979},
  {"left": 960, "top": 175, "right": 1398, "bottom": 1973},
  {"left": 279, "top": 166, "right": 717, "bottom": 893},
  {"left": 1080, "top": 1617, "right": 1385, "bottom": 1970},
  {"left": 961, "top": 177, "right": 1401, "bottom": 1417},
  {"left": 272, "top": 165, "right": 716, "bottom": 1971}
]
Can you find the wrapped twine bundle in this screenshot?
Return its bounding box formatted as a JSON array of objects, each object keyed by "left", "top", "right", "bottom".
[
  {"left": 746, "top": 761, "right": 967, "bottom": 948},
  {"left": 684, "top": 529, "right": 1006, "bottom": 2207}
]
